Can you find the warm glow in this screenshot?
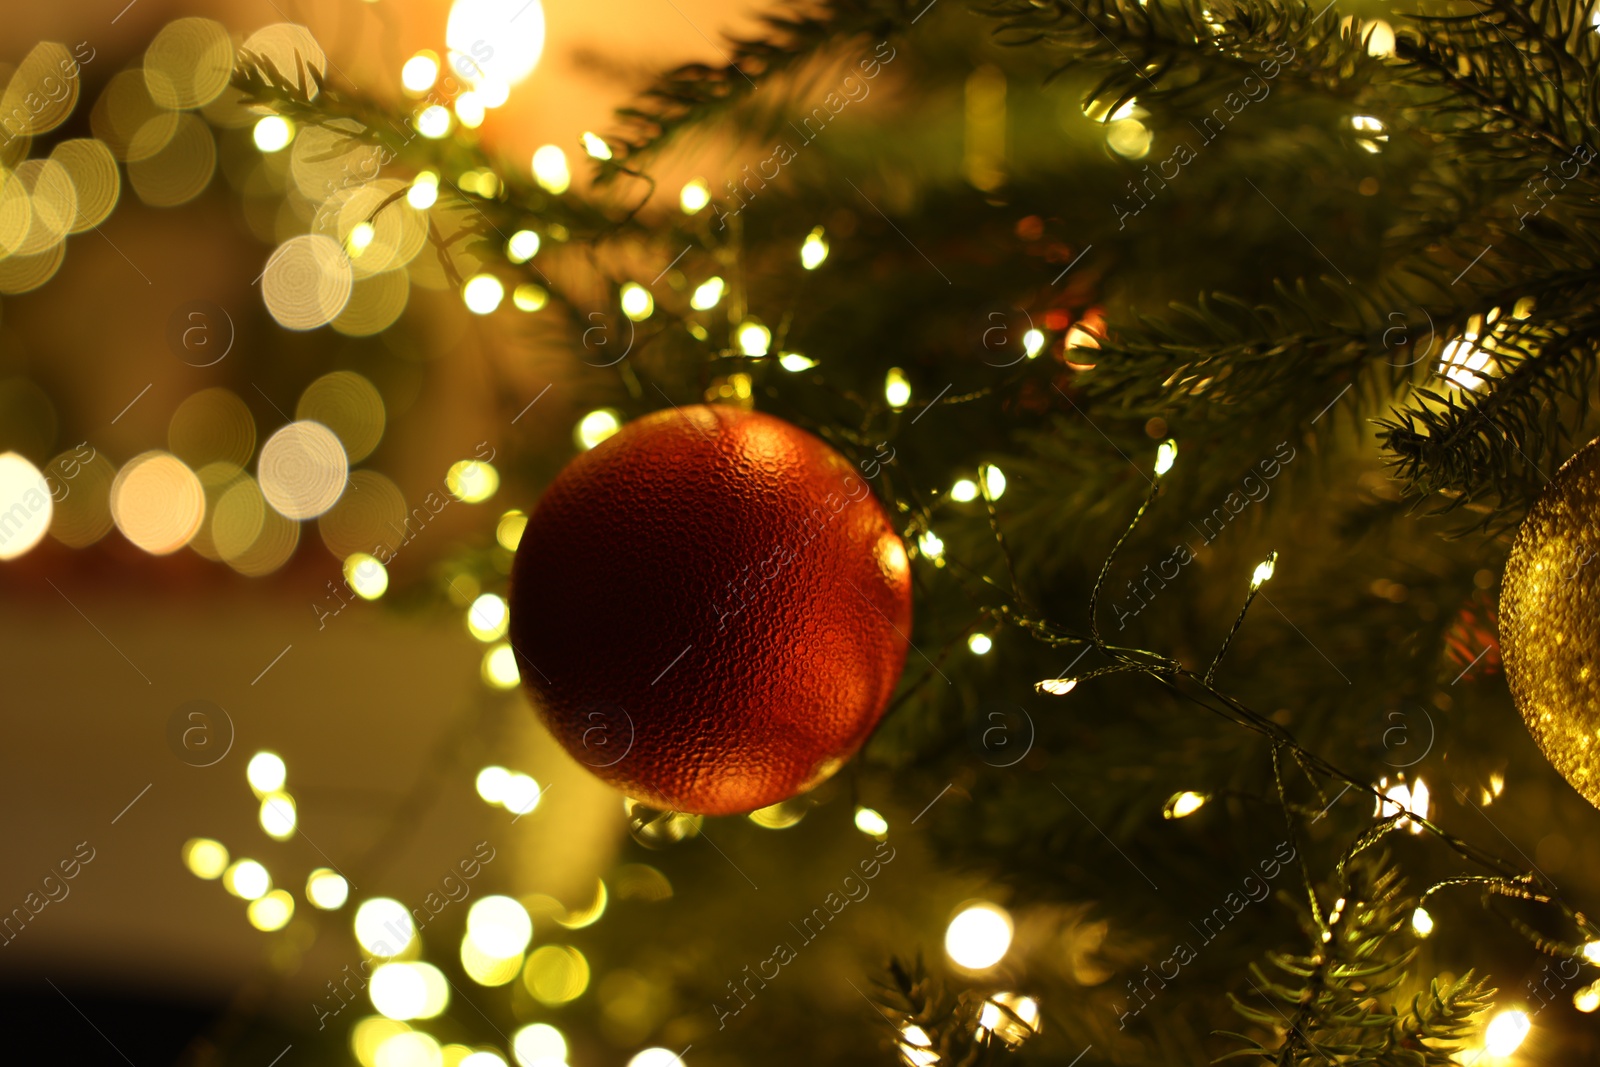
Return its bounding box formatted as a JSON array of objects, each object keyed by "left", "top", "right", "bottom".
[
  {"left": 355, "top": 898, "right": 416, "bottom": 957},
  {"left": 401, "top": 53, "right": 439, "bottom": 92},
  {"left": 950, "top": 478, "right": 979, "bottom": 503},
  {"left": 497, "top": 510, "right": 527, "bottom": 550},
  {"left": 679, "top": 178, "right": 710, "bottom": 213},
  {"left": 581, "top": 131, "right": 612, "bottom": 160},
  {"left": 1037, "top": 677, "right": 1077, "bottom": 695},
  {"left": 1411, "top": 907, "right": 1434, "bottom": 937},
  {"left": 513, "top": 284, "right": 548, "bottom": 312},
  {"left": 854, "top": 807, "right": 889, "bottom": 836},
  {"left": 1163, "top": 791, "right": 1207, "bottom": 819},
  {"left": 801, "top": 226, "right": 829, "bottom": 269},
  {"left": 483, "top": 643, "right": 520, "bottom": 689},
  {"left": 461, "top": 1053, "right": 509, "bottom": 1067},
  {"left": 627, "top": 1050, "right": 686, "bottom": 1067},
  {"left": 1576, "top": 981, "right": 1600, "bottom": 1013},
  {"left": 507, "top": 230, "right": 541, "bottom": 263},
  {"left": 259, "top": 791, "right": 297, "bottom": 840},
  {"left": 182, "top": 838, "right": 229, "bottom": 880},
  {"left": 345, "top": 553, "right": 389, "bottom": 599},
  {"left": 476, "top": 766, "right": 510, "bottom": 804},
  {"left": 1250, "top": 553, "right": 1277, "bottom": 590},
  {"left": 577, "top": 409, "right": 621, "bottom": 450},
  {"left": 900, "top": 1023, "right": 938, "bottom": 1067},
  {"left": 307, "top": 868, "right": 350, "bottom": 910},
  {"left": 406, "top": 174, "right": 438, "bottom": 210},
  {"left": 247, "top": 751, "right": 287, "bottom": 795},
  {"left": 224, "top": 859, "right": 270, "bottom": 900},
  {"left": 689, "top": 276, "right": 724, "bottom": 310},
  {"left": 968, "top": 633, "right": 993, "bottom": 655},
  {"left": 374, "top": 1030, "right": 441, "bottom": 1067},
  {"left": 1378, "top": 776, "right": 1430, "bottom": 834},
  {"left": 511, "top": 1023, "right": 566, "bottom": 1067},
  {"left": 945, "top": 902, "right": 1013, "bottom": 970},
  {"left": 467, "top": 593, "right": 509, "bottom": 641},
  {"left": 737, "top": 321, "right": 771, "bottom": 357},
  {"left": 468, "top": 895, "right": 534, "bottom": 957},
  {"left": 982, "top": 464, "right": 1006, "bottom": 499},
  {"left": 532, "top": 145, "right": 570, "bottom": 194},
  {"left": 885, "top": 367, "right": 911, "bottom": 409},
  {"left": 258, "top": 422, "right": 348, "bottom": 521},
  {"left": 502, "top": 773, "right": 540, "bottom": 815},
  {"left": 1483, "top": 1009, "right": 1531, "bottom": 1056},
  {"left": 978, "top": 991, "right": 1041, "bottom": 1046},
  {"left": 1584, "top": 940, "right": 1600, "bottom": 964},
  {"left": 1023, "top": 328, "right": 1045, "bottom": 358},
  {"left": 416, "top": 105, "right": 451, "bottom": 139},
  {"left": 621, "top": 283, "right": 654, "bottom": 321},
  {"left": 455, "top": 92, "right": 486, "bottom": 128},
  {"left": 461, "top": 933, "right": 524, "bottom": 986},
  {"left": 779, "top": 352, "right": 817, "bottom": 372},
  {"left": 1155, "top": 439, "right": 1178, "bottom": 476},
  {"left": 0, "top": 452, "right": 53, "bottom": 560},
  {"left": 447, "top": 460, "right": 499, "bottom": 503},
  {"left": 917, "top": 529, "right": 944, "bottom": 560},
  {"left": 462, "top": 274, "right": 505, "bottom": 314},
  {"left": 111, "top": 452, "right": 206, "bottom": 554},
  {"left": 247, "top": 889, "right": 295, "bottom": 932},
  {"left": 448, "top": 0, "right": 546, "bottom": 89},
  {"left": 370, "top": 962, "right": 449, "bottom": 1020},
  {"left": 253, "top": 115, "right": 292, "bottom": 152}
]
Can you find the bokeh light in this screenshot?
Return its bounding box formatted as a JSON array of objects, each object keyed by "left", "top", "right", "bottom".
[
  {"left": 345, "top": 553, "right": 389, "bottom": 599},
  {"left": 531, "top": 145, "right": 569, "bottom": 194},
  {"left": 263, "top": 234, "right": 352, "bottom": 330},
  {"left": 0, "top": 452, "right": 53, "bottom": 560},
  {"left": 518, "top": 945, "right": 587, "bottom": 1006},
  {"left": 461, "top": 932, "right": 524, "bottom": 986},
  {"left": 627, "top": 1050, "right": 685, "bottom": 1067},
  {"left": 375, "top": 1029, "right": 442, "bottom": 1067},
  {"left": 253, "top": 115, "right": 293, "bottom": 152},
  {"left": 467, "top": 896, "right": 533, "bottom": 958},
  {"left": 507, "top": 230, "right": 540, "bottom": 263},
  {"left": 447, "top": 460, "right": 499, "bottom": 503},
  {"left": 307, "top": 868, "right": 350, "bottom": 910},
  {"left": 259, "top": 421, "right": 348, "bottom": 520},
  {"left": 689, "top": 276, "right": 724, "bottom": 310},
  {"left": 182, "top": 838, "right": 229, "bottom": 879},
  {"left": 247, "top": 750, "right": 287, "bottom": 795},
  {"left": 950, "top": 478, "right": 979, "bottom": 503},
  {"left": 248, "top": 889, "right": 295, "bottom": 931},
  {"left": 110, "top": 451, "right": 205, "bottom": 555},
  {"left": 945, "top": 901, "right": 1013, "bottom": 970},
  {"left": 448, "top": 0, "right": 547, "bottom": 90},
  {"left": 576, "top": 409, "right": 620, "bottom": 450},
  {"left": 854, "top": 807, "right": 889, "bottom": 837},
  {"left": 416, "top": 105, "right": 452, "bottom": 139},
  {"left": 1484, "top": 1009, "right": 1531, "bottom": 1056},
  {"left": 502, "top": 773, "right": 541, "bottom": 816},
  {"left": 467, "top": 594, "right": 509, "bottom": 641},
  {"left": 512, "top": 284, "right": 548, "bottom": 312},
  {"left": 483, "top": 644, "right": 520, "bottom": 689},
  {"left": 223, "top": 859, "right": 271, "bottom": 901},
  {"left": 511, "top": 1023, "right": 566, "bottom": 1067},
  {"left": 462, "top": 274, "right": 504, "bottom": 314},
  {"left": 355, "top": 898, "right": 416, "bottom": 957},
  {"left": 496, "top": 510, "right": 526, "bottom": 550},
  {"left": 621, "top": 282, "right": 653, "bottom": 321},
  {"left": 297, "top": 372, "right": 385, "bottom": 463},
  {"left": 679, "top": 178, "right": 709, "bottom": 213},
  {"left": 259, "top": 791, "right": 297, "bottom": 840},
  {"left": 885, "top": 368, "right": 911, "bottom": 409},
  {"left": 737, "top": 321, "right": 770, "bottom": 357},
  {"left": 401, "top": 52, "right": 440, "bottom": 93},
  {"left": 370, "top": 961, "right": 449, "bottom": 1020},
  {"left": 801, "top": 227, "right": 828, "bottom": 269}
]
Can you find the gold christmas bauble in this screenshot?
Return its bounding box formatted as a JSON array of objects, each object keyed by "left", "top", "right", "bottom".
[{"left": 1502, "top": 436, "right": 1600, "bottom": 809}]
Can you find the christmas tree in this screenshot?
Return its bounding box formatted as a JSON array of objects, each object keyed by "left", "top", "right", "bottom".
[{"left": 8, "top": 0, "right": 1600, "bottom": 1064}]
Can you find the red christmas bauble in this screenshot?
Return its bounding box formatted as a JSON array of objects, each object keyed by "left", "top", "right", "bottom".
[{"left": 509, "top": 404, "right": 912, "bottom": 815}]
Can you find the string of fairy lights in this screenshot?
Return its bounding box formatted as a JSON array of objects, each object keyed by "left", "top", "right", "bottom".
[{"left": 0, "top": 5, "right": 1570, "bottom": 1065}]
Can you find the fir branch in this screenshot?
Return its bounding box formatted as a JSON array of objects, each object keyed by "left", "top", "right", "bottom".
[{"left": 602, "top": 0, "right": 920, "bottom": 171}]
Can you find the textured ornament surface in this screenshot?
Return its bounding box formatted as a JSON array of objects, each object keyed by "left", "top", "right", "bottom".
[
  {"left": 509, "top": 404, "right": 912, "bottom": 815},
  {"left": 1502, "top": 436, "right": 1600, "bottom": 810}
]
